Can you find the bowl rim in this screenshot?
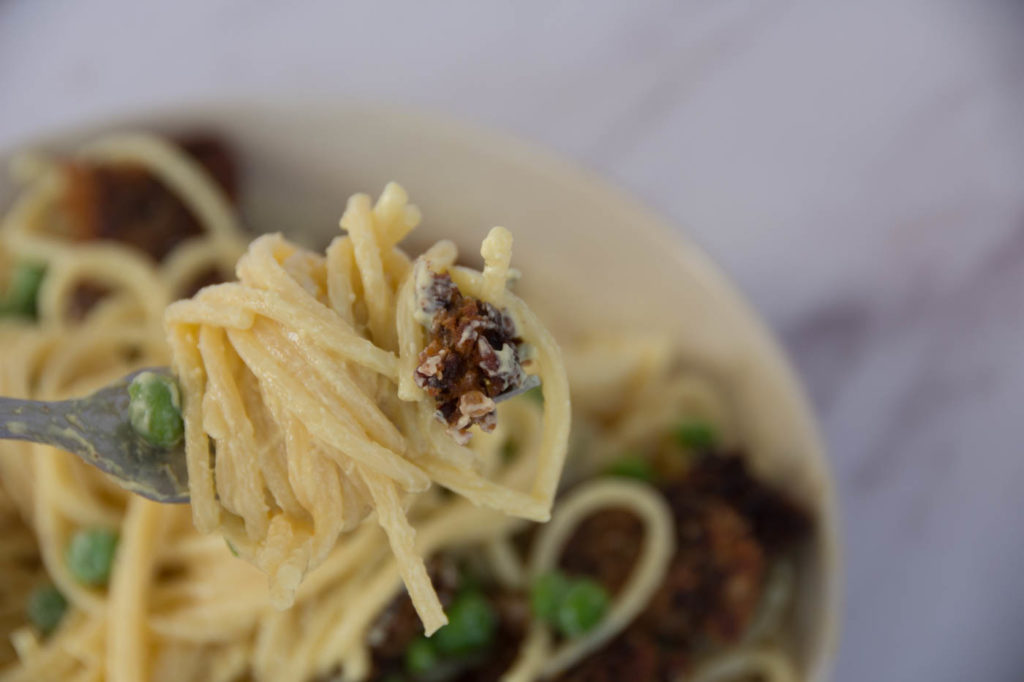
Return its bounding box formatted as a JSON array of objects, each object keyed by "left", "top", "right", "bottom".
[{"left": 0, "top": 96, "right": 842, "bottom": 679}]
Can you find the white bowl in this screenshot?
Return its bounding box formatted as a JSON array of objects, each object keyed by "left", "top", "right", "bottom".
[{"left": 0, "top": 100, "right": 841, "bottom": 680}]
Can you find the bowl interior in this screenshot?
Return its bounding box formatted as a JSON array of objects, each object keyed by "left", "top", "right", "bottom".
[{"left": 0, "top": 101, "right": 840, "bottom": 679}]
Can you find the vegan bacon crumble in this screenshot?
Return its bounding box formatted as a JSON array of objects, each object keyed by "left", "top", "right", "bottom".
[
  {"left": 414, "top": 271, "right": 527, "bottom": 443},
  {"left": 58, "top": 134, "right": 237, "bottom": 319},
  {"left": 61, "top": 134, "right": 237, "bottom": 261}
]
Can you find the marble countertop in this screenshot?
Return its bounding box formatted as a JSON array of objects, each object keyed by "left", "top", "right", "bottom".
[{"left": 2, "top": 1, "right": 1023, "bottom": 680}]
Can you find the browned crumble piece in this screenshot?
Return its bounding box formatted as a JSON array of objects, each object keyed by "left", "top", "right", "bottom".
[
  {"left": 58, "top": 134, "right": 238, "bottom": 319},
  {"left": 414, "top": 271, "right": 526, "bottom": 443}
]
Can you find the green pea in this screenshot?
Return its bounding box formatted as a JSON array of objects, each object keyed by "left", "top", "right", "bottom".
[
  {"left": 673, "top": 420, "right": 717, "bottom": 451},
  {"left": 26, "top": 584, "right": 67, "bottom": 636},
  {"left": 404, "top": 635, "right": 438, "bottom": 676},
  {"left": 456, "top": 569, "right": 482, "bottom": 595},
  {"left": 605, "top": 454, "right": 656, "bottom": 482},
  {"left": 501, "top": 438, "right": 520, "bottom": 462},
  {"left": 432, "top": 590, "right": 497, "bottom": 657},
  {"left": 523, "top": 385, "right": 544, "bottom": 405},
  {"left": 67, "top": 527, "right": 119, "bottom": 587},
  {"left": 530, "top": 570, "right": 570, "bottom": 623},
  {"left": 556, "top": 579, "right": 609, "bottom": 638},
  {"left": 0, "top": 261, "right": 46, "bottom": 319},
  {"left": 128, "top": 372, "right": 184, "bottom": 448}
]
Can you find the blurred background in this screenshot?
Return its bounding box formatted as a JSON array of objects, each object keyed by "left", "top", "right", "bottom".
[{"left": 2, "top": 1, "right": 1023, "bottom": 680}]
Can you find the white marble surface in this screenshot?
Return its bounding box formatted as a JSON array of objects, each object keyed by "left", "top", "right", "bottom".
[{"left": 3, "top": 1, "right": 1024, "bottom": 679}]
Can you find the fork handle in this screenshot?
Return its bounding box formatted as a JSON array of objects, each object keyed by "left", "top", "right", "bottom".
[{"left": 0, "top": 396, "right": 98, "bottom": 453}]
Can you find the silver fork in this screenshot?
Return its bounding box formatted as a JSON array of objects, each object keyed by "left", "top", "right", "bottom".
[
  {"left": 0, "top": 368, "right": 189, "bottom": 503},
  {"left": 0, "top": 370, "right": 541, "bottom": 503}
]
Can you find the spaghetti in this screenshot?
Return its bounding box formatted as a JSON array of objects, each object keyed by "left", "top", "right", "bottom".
[
  {"left": 0, "top": 131, "right": 810, "bottom": 682},
  {"left": 165, "top": 185, "right": 571, "bottom": 628}
]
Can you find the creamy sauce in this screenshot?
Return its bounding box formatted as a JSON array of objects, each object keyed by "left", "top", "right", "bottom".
[
  {"left": 5, "top": 421, "right": 27, "bottom": 436},
  {"left": 491, "top": 341, "right": 521, "bottom": 380},
  {"left": 413, "top": 260, "right": 439, "bottom": 327},
  {"left": 46, "top": 424, "right": 97, "bottom": 457}
]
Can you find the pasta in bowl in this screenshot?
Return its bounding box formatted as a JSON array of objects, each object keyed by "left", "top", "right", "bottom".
[{"left": 0, "top": 106, "right": 839, "bottom": 682}]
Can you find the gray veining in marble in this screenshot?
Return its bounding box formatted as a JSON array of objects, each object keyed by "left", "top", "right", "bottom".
[{"left": 2, "top": 1, "right": 1023, "bottom": 680}]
